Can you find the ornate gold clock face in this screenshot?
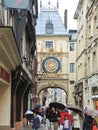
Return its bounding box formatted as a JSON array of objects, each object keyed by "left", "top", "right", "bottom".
[
  {"left": 45, "top": 59, "right": 57, "bottom": 72},
  {"left": 42, "top": 56, "right": 61, "bottom": 73}
]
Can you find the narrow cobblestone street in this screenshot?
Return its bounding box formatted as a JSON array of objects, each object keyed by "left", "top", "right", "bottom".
[
  {"left": 1, "top": 0, "right": 98, "bottom": 129},
  {"left": 22, "top": 124, "right": 48, "bottom": 130},
  {"left": 22, "top": 122, "right": 83, "bottom": 130}
]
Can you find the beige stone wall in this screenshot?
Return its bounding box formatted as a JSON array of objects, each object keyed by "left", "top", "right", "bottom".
[
  {"left": 68, "top": 41, "right": 76, "bottom": 104},
  {"left": 75, "top": 0, "right": 98, "bottom": 108}
]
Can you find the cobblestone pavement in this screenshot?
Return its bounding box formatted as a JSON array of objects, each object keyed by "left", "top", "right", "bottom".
[{"left": 22, "top": 124, "right": 48, "bottom": 130}]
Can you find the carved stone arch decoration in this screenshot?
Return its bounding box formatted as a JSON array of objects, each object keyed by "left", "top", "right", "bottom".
[{"left": 37, "top": 82, "right": 68, "bottom": 96}]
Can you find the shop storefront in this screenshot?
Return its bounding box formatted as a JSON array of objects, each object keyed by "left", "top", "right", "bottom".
[{"left": 0, "top": 27, "right": 22, "bottom": 130}]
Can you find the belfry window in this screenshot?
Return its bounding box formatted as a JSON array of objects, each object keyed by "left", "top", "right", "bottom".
[{"left": 45, "top": 20, "right": 53, "bottom": 34}]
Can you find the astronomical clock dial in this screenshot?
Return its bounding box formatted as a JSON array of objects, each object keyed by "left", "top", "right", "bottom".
[{"left": 42, "top": 56, "right": 61, "bottom": 73}]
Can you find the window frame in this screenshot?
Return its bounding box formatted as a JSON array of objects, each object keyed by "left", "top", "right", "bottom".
[
  {"left": 70, "top": 43, "right": 75, "bottom": 51},
  {"left": 70, "top": 80, "right": 75, "bottom": 85},
  {"left": 70, "top": 63, "right": 75, "bottom": 73},
  {"left": 45, "top": 41, "right": 53, "bottom": 49}
]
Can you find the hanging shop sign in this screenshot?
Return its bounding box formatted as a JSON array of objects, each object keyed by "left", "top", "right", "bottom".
[{"left": 2, "top": 0, "right": 30, "bottom": 10}]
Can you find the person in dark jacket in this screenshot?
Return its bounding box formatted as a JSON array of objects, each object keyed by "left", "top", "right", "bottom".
[
  {"left": 46, "top": 107, "right": 51, "bottom": 122},
  {"left": 31, "top": 111, "right": 40, "bottom": 130},
  {"left": 83, "top": 114, "right": 94, "bottom": 130},
  {"left": 50, "top": 107, "right": 61, "bottom": 130}
]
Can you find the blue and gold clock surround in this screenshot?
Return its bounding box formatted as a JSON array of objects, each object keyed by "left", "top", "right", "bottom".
[{"left": 42, "top": 56, "right": 61, "bottom": 73}]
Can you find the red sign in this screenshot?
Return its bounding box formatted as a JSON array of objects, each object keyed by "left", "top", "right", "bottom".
[{"left": 0, "top": 66, "right": 10, "bottom": 83}]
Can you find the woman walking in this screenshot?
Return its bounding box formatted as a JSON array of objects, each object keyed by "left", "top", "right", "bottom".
[
  {"left": 63, "top": 116, "right": 71, "bottom": 130},
  {"left": 72, "top": 112, "right": 80, "bottom": 130},
  {"left": 50, "top": 107, "right": 61, "bottom": 130}
]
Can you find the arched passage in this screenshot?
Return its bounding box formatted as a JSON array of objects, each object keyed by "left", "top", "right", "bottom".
[
  {"left": 37, "top": 81, "right": 69, "bottom": 107},
  {"left": 37, "top": 81, "right": 69, "bottom": 96}
]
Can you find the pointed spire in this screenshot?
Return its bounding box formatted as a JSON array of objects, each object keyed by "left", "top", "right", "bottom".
[
  {"left": 40, "top": 0, "right": 42, "bottom": 9},
  {"left": 47, "top": 0, "right": 51, "bottom": 19},
  {"left": 48, "top": 0, "right": 51, "bottom": 10},
  {"left": 57, "top": 0, "right": 59, "bottom": 9}
]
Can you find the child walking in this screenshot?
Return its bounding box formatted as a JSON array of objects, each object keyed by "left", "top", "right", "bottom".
[{"left": 63, "top": 116, "right": 71, "bottom": 130}]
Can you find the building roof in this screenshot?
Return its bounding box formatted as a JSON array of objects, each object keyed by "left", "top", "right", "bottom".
[{"left": 36, "top": 8, "right": 69, "bottom": 36}]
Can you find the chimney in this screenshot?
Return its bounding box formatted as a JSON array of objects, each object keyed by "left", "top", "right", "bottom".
[{"left": 64, "top": 9, "right": 67, "bottom": 30}]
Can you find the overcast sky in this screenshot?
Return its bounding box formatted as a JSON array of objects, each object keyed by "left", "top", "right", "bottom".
[{"left": 38, "top": 0, "right": 79, "bottom": 30}]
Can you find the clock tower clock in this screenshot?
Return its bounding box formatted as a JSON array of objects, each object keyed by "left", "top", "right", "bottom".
[{"left": 42, "top": 56, "right": 61, "bottom": 73}]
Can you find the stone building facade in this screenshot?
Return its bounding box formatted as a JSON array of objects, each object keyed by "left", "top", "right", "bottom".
[
  {"left": 74, "top": 0, "right": 98, "bottom": 109},
  {"left": 0, "top": 0, "right": 38, "bottom": 129}
]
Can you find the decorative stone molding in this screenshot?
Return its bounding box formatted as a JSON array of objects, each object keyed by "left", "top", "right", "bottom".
[{"left": 88, "top": 74, "right": 98, "bottom": 87}]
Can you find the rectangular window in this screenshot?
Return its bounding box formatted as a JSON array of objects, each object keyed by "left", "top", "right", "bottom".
[
  {"left": 70, "top": 80, "right": 75, "bottom": 85},
  {"left": 70, "top": 43, "right": 75, "bottom": 51},
  {"left": 92, "top": 51, "right": 97, "bottom": 72},
  {"left": 45, "top": 41, "right": 53, "bottom": 49},
  {"left": 70, "top": 63, "right": 75, "bottom": 73}
]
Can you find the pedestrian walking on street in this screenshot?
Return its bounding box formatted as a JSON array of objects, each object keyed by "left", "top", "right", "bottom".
[
  {"left": 72, "top": 112, "right": 80, "bottom": 130},
  {"left": 50, "top": 107, "right": 61, "bottom": 130},
  {"left": 31, "top": 111, "right": 40, "bottom": 130},
  {"left": 82, "top": 114, "right": 94, "bottom": 130},
  {"left": 63, "top": 116, "right": 71, "bottom": 130},
  {"left": 92, "top": 119, "right": 98, "bottom": 130}
]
